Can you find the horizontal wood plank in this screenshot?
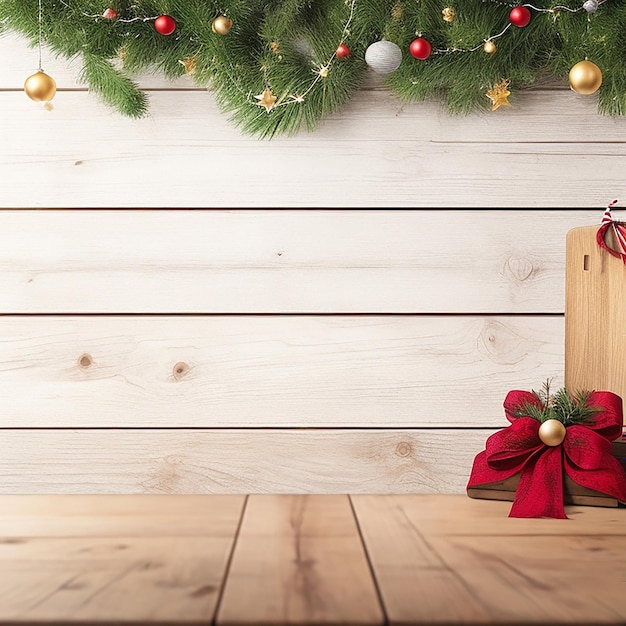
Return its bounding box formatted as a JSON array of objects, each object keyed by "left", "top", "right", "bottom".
[
  {"left": 352, "top": 494, "right": 626, "bottom": 538},
  {"left": 0, "top": 315, "right": 563, "bottom": 427},
  {"left": 0, "top": 428, "right": 491, "bottom": 494},
  {"left": 0, "top": 37, "right": 623, "bottom": 144},
  {"left": 216, "top": 495, "right": 384, "bottom": 625},
  {"left": 352, "top": 495, "right": 626, "bottom": 625},
  {"left": 0, "top": 494, "right": 244, "bottom": 532},
  {"left": 2, "top": 33, "right": 625, "bottom": 209},
  {"left": 0, "top": 210, "right": 599, "bottom": 313},
  {"left": 0, "top": 99, "right": 623, "bottom": 207},
  {"left": 2, "top": 77, "right": 623, "bottom": 145},
  {"left": 0, "top": 494, "right": 244, "bottom": 625}
]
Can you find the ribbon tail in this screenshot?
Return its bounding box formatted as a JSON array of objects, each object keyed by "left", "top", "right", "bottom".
[
  {"left": 597, "top": 206, "right": 626, "bottom": 264},
  {"left": 509, "top": 447, "right": 567, "bottom": 519}
]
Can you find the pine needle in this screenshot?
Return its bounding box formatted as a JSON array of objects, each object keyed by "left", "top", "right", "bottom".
[
  {"left": 513, "top": 378, "right": 601, "bottom": 426},
  {"left": 2, "top": 0, "right": 626, "bottom": 137}
]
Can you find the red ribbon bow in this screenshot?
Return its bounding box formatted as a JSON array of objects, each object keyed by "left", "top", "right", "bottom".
[
  {"left": 467, "top": 390, "right": 626, "bottom": 518},
  {"left": 597, "top": 200, "right": 626, "bottom": 263}
]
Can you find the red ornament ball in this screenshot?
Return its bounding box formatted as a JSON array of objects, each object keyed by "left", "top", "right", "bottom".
[
  {"left": 154, "top": 14, "right": 176, "bottom": 35},
  {"left": 409, "top": 37, "right": 432, "bottom": 60},
  {"left": 509, "top": 6, "right": 531, "bottom": 27},
  {"left": 336, "top": 43, "right": 350, "bottom": 59}
]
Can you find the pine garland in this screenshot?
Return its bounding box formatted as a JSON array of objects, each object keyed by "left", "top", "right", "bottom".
[
  {"left": 2, "top": 0, "right": 625, "bottom": 137},
  {"left": 511, "top": 379, "right": 601, "bottom": 426}
]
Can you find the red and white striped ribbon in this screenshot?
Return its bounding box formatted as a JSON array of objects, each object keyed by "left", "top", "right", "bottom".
[{"left": 597, "top": 200, "right": 626, "bottom": 263}]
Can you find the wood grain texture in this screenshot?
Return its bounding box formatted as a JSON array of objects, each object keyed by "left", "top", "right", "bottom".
[
  {"left": 216, "top": 495, "right": 384, "bottom": 626},
  {"left": 351, "top": 495, "right": 491, "bottom": 624},
  {"left": 0, "top": 429, "right": 493, "bottom": 494},
  {"left": 0, "top": 35, "right": 620, "bottom": 142},
  {"left": 0, "top": 315, "right": 563, "bottom": 427},
  {"left": 2, "top": 86, "right": 624, "bottom": 146},
  {"left": 352, "top": 494, "right": 626, "bottom": 625},
  {"left": 0, "top": 27, "right": 624, "bottom": 211},
  {"left": 0, "top": 210, "right": 598, "bottom": 313},
  {"left": 565, "top": 224, "right": 626, "bottom": 403},
  {"left": 3, "top": 494, "right": 626, "bottom": 626},
  {"left": 0, "top": 494, "right": 244, "bottom": 536},
  {"left": 2, "top": 32, "right": 625, "bottom": 208},
  {"left": 1, "top": 72, "right": 623, "bottom": 144},
  {"left": 0, "top": 96, "right": 623, "bottom": 208},
  {"left": 352, "top": 493, "right": 626, "bottom": 537},
  {"left": 0, "top": 495, "right": 244, "bottom": 625}
]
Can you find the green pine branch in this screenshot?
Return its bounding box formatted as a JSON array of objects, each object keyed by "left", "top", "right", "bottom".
[
  {"left": 2, "top": 0, "right": 625, "bottom": 137},
  {"left": 513, "top": 379, "right": 601, "bottom": 426},
  {"left": 81, "top": 53, "right": 149, "bottom": 118}
]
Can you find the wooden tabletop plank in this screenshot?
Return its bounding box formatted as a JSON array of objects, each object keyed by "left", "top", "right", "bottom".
[
  {"left": 0, "top": 495, "right": 244, "bottom": 537},
  {"left": 352, "top": 495, "right": 626, "bottom": 625},
  {"left": 351, "top": 495, "right": 491, "bottom": 624},
  {"left": 216, "top": 494, "right": 384, "bottom": 626},
  {"left": 2, "top": 495, "right": 625, "bottom": 625},
  {"left": 431, "top": 534, "right": 626, "bottom": 622},
  {"left": 354, "top": 494, "right": 626, "bottom": 535},
  {"left": 0, "top": 495, "right": 245, "bottom": 625}
]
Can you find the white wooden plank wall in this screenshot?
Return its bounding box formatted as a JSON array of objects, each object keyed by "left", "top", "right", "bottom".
[
  {"left": 0, "top": 209, "right": 604, "bottom": 493},
  {"left": 0, "top": 35, "right": 625, "bottom": 207},
  {"left": 0, "top": 34, "right": 614, "bottom": 494}
]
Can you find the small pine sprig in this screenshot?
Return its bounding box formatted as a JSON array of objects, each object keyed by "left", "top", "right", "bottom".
[{"left": 513, "top": 379, "right": 601, "bottom": 426}]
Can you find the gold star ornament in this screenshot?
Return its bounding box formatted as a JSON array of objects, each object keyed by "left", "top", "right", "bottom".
[
  {"left": 179, "top": 57, "right": 197, "bottom": 74},
  {"left": 255, "top": 88, "right": 277, "bottom": 112},
  {"left": 442, "top": 7, "right": 455, "bottom": 22},
  {"left": 486, "top": 78, "right": 511, "bottom": 111}
]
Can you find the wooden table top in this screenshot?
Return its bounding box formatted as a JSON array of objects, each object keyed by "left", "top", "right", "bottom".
[{"left": 0, "top": 494, "right": 624, "bottom": 625}]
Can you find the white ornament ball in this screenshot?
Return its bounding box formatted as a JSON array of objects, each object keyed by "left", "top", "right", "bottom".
[
  {"left": 365, "top": 40, "right": 403, "bottom": 74},
  {"left": 583, "top": 0, "right": 598, "bottom": 13}
]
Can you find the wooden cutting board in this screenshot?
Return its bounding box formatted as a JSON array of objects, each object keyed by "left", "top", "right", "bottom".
[{"left": 565, "top": 224, "right": 626, "bottom": 405}]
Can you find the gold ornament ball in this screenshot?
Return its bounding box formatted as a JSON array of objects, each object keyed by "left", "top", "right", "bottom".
[
  {"left": 538, "top": 419, "right": 567, "bottom": 447},
  {"left": 442, "top": 7, "right": 455, "bottom": 22},
  {"left": 569, "top": 60, "right": 602, "bottom": 95},
  {"left": 24, "top": 70, "right": 57, "bottom": 102},
  {"left": 483, "top": 40, "right": 496, "bottom": 55},
  {"left": 212, "top": 15, "right": 233, "bottom": 35}
]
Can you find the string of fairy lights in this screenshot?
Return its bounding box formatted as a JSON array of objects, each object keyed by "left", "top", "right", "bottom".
[
  {"left": 22, "top": 0, "right": 607, "bottom": 115},
  {"left": 244, "top": 0, "right": 358, "bottom": 116},
  {"left": 397, "top": 0, "right": 607, "bottom": 110},
  {"left": 428, "top": 0, "right": 606, "bottom": 55}
]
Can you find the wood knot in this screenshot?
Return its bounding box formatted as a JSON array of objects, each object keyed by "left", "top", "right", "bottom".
[
  {"left": 478, "top": 320, "right": 526, "bottom": 365},
  {"left": 78, "top": 353, "right": 93, "bottom": 368},
  {"left": 138, "top": 561, "right": 163, "bottom": 571},
  {"left": 395, "top": 442, "right": 412, "bottom": 457},
  {"left": 189, "top": 585, "right": 217, "bottom": 598},
  {"left": 505, "top": 257, "right": 535, "bottom": 282},
  {"left": 173, "top": 362, "right": 190, "bottom": 380}
]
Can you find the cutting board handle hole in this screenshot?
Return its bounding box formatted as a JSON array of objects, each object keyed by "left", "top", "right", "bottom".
[{"left": 583, "top": 254, "right": 590, "bottom": 271}]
